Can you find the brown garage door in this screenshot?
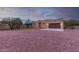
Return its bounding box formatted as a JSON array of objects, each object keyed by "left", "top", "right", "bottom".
[{"left": 49, "top": 23, "right": 60, "bottom": 28}]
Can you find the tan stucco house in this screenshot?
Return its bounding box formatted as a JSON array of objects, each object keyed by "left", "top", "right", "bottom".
[{"left": 32, "top": 19, "right": 64, "bottom": 29}]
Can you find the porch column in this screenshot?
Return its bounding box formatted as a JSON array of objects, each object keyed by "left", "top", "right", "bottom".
[
  {"left": 47, "top": 23, "right": 49, "bottom": 28},
  {"left": 60, "top": 22, "right": 64, "bottom": 29}
]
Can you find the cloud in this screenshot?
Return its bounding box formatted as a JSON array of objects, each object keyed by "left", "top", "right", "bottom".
[{"left": 0, "top": 7, "right": 78, "bottom": 20}]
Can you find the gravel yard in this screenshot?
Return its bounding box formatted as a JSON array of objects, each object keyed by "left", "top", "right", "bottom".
[{"left": 0, "top": 29, "right": 78, "bottom": 52}]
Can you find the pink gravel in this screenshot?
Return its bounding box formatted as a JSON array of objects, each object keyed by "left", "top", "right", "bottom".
[{"left": 0, "top": 29, "right": 79, "bottom": 52}]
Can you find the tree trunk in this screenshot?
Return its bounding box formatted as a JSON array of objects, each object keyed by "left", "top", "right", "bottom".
[{"left": 9, "top": 24, "right": 14, "bottom": 30}]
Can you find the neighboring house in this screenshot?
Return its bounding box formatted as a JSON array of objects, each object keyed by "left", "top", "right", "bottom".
[
  {"left": 0, "top": 21, "right": 10, "bottom": 30},
  {"left": 32, "top": 19, "right": 64, "bottom": 29}
]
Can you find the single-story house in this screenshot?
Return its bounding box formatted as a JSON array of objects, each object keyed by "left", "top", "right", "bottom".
[{"left": 32, "top": 19, "right": 64, "bottom": 29}]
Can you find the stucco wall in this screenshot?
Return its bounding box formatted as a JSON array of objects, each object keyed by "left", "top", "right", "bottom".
[{"left": 32, "top": 19, "right": 64, "bottom": 29}]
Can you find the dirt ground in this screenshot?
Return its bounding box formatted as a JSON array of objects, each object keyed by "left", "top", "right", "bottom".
[{"left": 0, "top": 29, "right": 78, "bottom": 52}]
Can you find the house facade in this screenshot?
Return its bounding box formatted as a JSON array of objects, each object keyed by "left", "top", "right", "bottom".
[{"left": 32, "top": 19, "right": 64, "bottom": 29}]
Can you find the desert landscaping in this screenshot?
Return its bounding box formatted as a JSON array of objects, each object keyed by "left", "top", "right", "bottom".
[
  {"left": 0, "top": 7, "right": 78, "bottom": 52},
  {"left": 0, "top": 29, "right": 78, "bottom": 52}
]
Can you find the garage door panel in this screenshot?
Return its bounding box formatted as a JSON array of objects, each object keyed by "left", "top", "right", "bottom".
[{"left": 49, "top": 23, "right": 60, "bottom": 28}]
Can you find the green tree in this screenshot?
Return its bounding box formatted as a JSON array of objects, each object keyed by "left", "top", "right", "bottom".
[
  {"left": 2, "top": 17, "right": 23, "bottom": 30},
  {"left": 13, "top": 18, "right": 23, "bottom": 29},
  {"left": 2, "top": 17, "right": 15, "bottom": 30}
]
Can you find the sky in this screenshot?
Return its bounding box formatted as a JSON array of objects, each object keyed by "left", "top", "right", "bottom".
[{"left": 0, "top": 7, "right": 79, "bottom": 21}]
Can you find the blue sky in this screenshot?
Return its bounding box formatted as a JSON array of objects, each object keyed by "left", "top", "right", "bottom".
[{"left": 0, "top": 7, "right": 79, "bottom": 21}]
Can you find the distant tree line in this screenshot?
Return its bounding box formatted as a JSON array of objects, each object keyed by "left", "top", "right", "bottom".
[
  {"left": 24, "top": 19, "right": 32, "bottom": 28},
  {"left": 64, "top": 19, "right": 79, "bottom": 29}
]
